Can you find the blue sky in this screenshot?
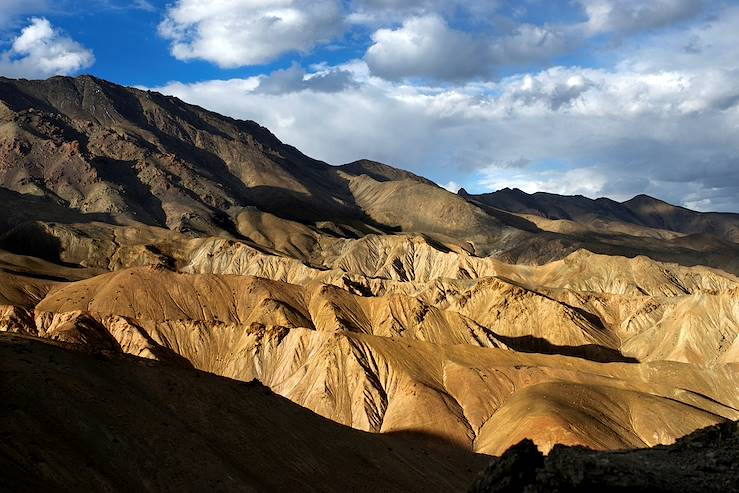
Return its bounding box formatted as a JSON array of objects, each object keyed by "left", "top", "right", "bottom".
[{"left": 1, "top": 0, "right": 739, "bottom": 212}]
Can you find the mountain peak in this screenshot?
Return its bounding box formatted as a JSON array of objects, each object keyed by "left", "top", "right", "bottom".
[
  {"left": 626, "top": 193, "right": 662, "bottom": 203},
  {"left": 339, "top": 159, "right": 436, "bottom": 186},
  {"left": 461, "top": 185, "right": 739, "bottom": 243}
]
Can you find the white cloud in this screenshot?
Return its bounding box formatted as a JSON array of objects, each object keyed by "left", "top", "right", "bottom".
[
  {"left": 576, "top": 0, "right": 706, "bottom": 35},
  {"left": 491, "top": 156, "right": 532, "bottom": 169},
  {"left": 364, "top": 14, "right": 570, "bottom": 81},
  {"left": 0, "top": 17, "right": 94, "bottom": 79},
  {"left": 159, "top": 0, "right": 344, "bottom": 67},
  {"left": 504, "top": 71, "right": 595, "bottom": 111},
  {"left": 442, "top": 180, "right": 461, "bottom": 193},
  {"left": 151, "top": 4, "right": 739, "bottom": 212},
  {"left": 365, "top": 14, "right": 492, "bottom": 81},
  {"left": 492, "top": 23, "right": 569, "bottom": 66},
  {"left": 478, "top": 166, "right": 610, "bottom": 198},
  {"left": 347, "top": 0, "right": 500, "bottom": 24},
  {"left": 153, "top": 0, "right": 708, "bottom": 81},
  {"left": 132, "top": 0, "right": 156, "bottom": 12},
  {"left": 358, "top": 0, "right": 708, "bottom": 82},
  {"left": 255, "top": 62, "right": 356, "bottom": 94},
  {"left": 0, "top": 0, "right": 48, "bottom": 27},
  {"left": 615, "top": 5, "right": 739, "bottom": 73}
]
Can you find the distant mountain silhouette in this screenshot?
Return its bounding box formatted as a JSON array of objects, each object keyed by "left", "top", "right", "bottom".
[{"left": 460, "top": 187, "right": 739, "bottom": 242}]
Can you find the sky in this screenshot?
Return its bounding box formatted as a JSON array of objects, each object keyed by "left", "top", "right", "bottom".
[{"left": 1, "top": 1, "right": 739, "bottom": 212}]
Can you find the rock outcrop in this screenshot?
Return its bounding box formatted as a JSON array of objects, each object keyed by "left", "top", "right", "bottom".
[{"left": 469, "top": 420, "right": 739, "bottom": 493}]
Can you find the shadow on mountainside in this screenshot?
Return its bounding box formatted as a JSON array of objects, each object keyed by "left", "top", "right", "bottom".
[
  {"left": 0, "top": 188, "right": 120, "bottom": 232},
  {"left": 90, "top": 157, "right": 168, "bottom": 227},
  {"left": 500, "top": 229, "right": 739, "bottom": 275},
  {"left": 0, "top": 222, "right": 68, "bottom": 266},
  {"left": 495, "top": 334, "right": 639, "bottom": 364},
  {"left": 0, "top": 333, "right": 488, "bottom": 493},
  {"left": 245, "top": 185, "right": 403, "bottom": 234}
]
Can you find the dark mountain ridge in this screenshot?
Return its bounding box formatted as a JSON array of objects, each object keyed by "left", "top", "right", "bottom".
[
  {"left": 460, "top": 187, "right": 739, "bottom": 243},
  {"left": 0, "top": 75, "right": 736, "bottom": 273}
]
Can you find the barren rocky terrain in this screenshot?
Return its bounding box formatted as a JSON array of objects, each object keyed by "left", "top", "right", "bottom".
[
  {"left": 469, "top": 419, "right": 739, "bottom": 492},
  {"left": 1, "top": 75, "right": 737, "bottom": 491}
]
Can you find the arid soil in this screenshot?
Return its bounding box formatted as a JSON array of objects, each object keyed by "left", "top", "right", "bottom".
[{"left": 1, "top": 75, "right": 737, "bottom": 492}]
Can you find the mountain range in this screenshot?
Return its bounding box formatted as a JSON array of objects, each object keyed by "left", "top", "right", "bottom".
[{"left": 1, "top": 75, "right": 737, "bottom": 492}]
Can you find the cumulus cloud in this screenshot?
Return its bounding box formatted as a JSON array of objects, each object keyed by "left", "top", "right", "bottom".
[
  {"left": 506, "top": 72, "right": 594, "bottom": 110},
  {"left": 0, "top": 17, "right": 94, "bottom": 79},
  {"left": 0, "top": 0, "right": 48, "bottom": 27},
  {"left": 356, "top": 0, "right": 702, "bottom": 82},
  {"left": 348, "top": 0, "right": 500, "bottom": 24},
  {"left": 489, "top": 157, "right": 532, "bottom": 169},
  {"left": 495, "top": 23, "right": 569, "bottom": 62},
  {"left": 154, "top": 0, "right": 705, "bottom": 80},
  {"left": 364, "top": 14, "right": 570, "bottom": 81},
  {"left": 442, "top": 180, "right": 461, "bottom": 193},
  {"left": 360, "top": 0, "right": 704, "bottom": 83},
  {"left": 158, "top": 0, "right": 344, "bottom": 67},
  {"left": 256, "top": 63, "right": 356, "bottom": 94},
  {"left": 479, "top": 167, "right": 609, "bottom": 198},
  {"left": 576, "top": 0, "right": 706, "bottom": 35},
  {"left": 151, "top": 4, "right": 739, "bottom": 212},
  {"left": 365, "top": 15, "right": 493, "bottom": 81}
]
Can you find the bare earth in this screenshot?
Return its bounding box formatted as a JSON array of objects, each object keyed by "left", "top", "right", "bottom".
[{"left": 1, "top": 75, "right": 737, "bottom": 492}]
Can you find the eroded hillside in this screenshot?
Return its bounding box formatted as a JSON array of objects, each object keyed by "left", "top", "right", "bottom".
[
  {"left": 3, "top": 241, "right": 738, "bottom": 456},
  {"left": 1, "top": 75, "right": 738, "bottom": 492}
]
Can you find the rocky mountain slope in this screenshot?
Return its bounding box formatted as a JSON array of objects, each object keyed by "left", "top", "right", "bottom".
[
  {"left": 4, "top": 257, "right": 737, "bottom": 456},
  {"left": 1, "top": 75, "right": 738, "bottom": 273},
  {"left": 1, "top": 75, "right": 738, "bottom": 491}
]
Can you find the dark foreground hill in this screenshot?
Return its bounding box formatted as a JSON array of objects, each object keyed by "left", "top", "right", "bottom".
[
  {"left": 469, "top": 419, "right": 739, "bottom": 493},
  {"left": 0, "top": 333, "right": 487, "bottom": 493}
]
